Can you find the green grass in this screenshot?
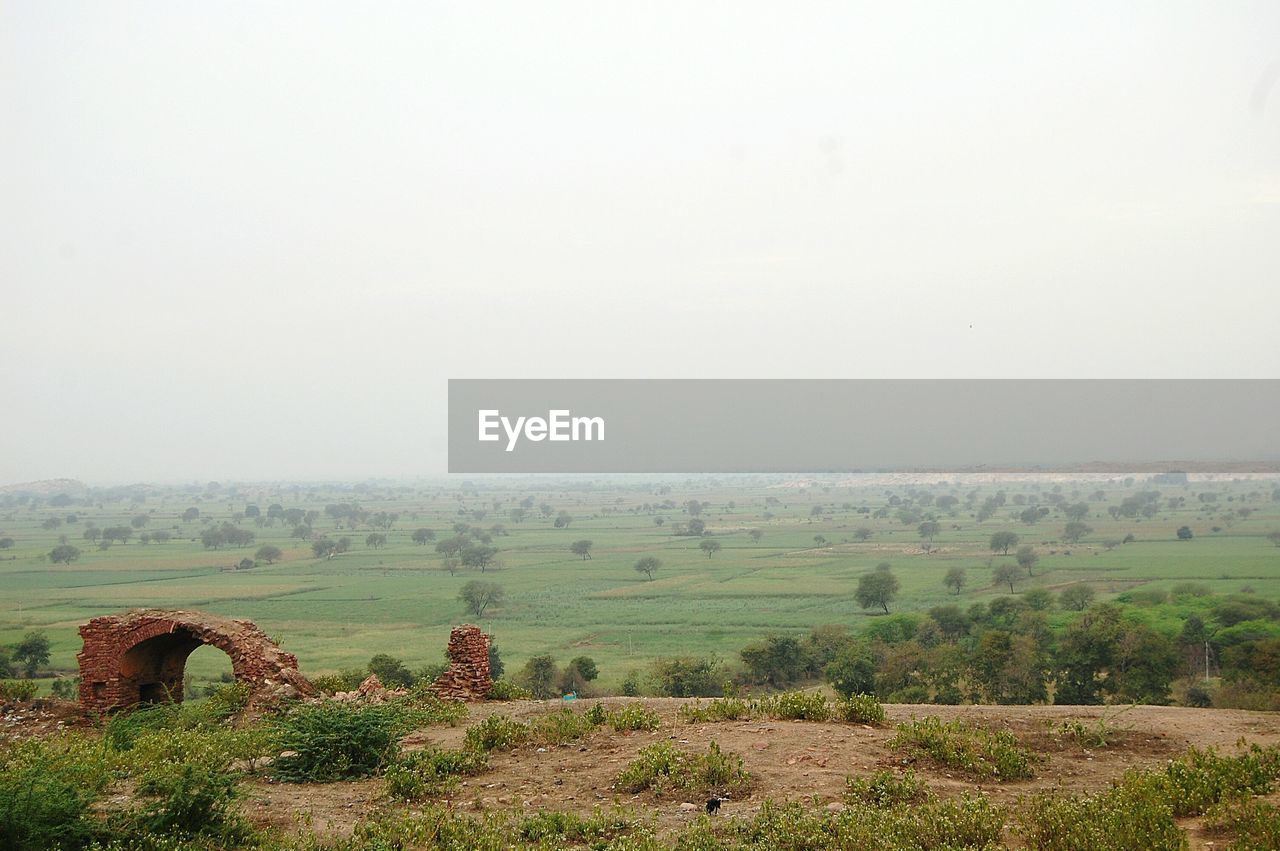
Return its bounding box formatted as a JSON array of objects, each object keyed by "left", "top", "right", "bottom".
[{"left": 2, "top": 478, "right": 1279, "bottom": 694}]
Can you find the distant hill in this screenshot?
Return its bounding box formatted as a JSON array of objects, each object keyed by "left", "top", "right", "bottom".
[{"left": 0, "top": 477, "right": 88, "bottom": 496}]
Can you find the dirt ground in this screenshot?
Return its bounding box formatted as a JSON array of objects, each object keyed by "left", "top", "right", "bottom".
[{"left": 242, "top": 698, "right": 1280, "bottom": 846}]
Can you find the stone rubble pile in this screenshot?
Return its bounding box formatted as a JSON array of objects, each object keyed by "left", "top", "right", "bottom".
[{"left": 430, "top": 624, "right": 492, "bottom": 700}]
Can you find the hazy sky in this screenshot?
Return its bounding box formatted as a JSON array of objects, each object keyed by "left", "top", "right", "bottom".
[{"left": 3, "top": 2, "right": 1278, "bottom": 484}]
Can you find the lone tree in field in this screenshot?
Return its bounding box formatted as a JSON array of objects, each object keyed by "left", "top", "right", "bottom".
[
  {"left": 854, "top": 527, "right": 873, "bottom": 541},
  {"left": 855, "top": 562, "right": 899, "bottom": 614},
  {"left": 634, "top": 556, "right": 661, "bottom": 581},
  {"left": 1016, "top": 545, "right": 1039, "bottom": 576},
  {"left": 459, "top": 580, "right": 504, "bottom": 618},
  {"left": 365, "top": 533, "right": 388, "bottom": 549},
  {"left": 994, "top": 562, "right": 1022, "bottom": 593},
  {"left": 1062, "top": 522, "right": 1093, "bottom": 544},
  {"left": 1177, "top": 526, "right": 1194, "bottom": 541},
  {"left": 699, "top": 539, "right": 722, "bottom": 558},
  {"left": 254, "top": 545, "right": 283, "bottom": 564},
  {"left": 944, "top": 566, "right": 967, "bottom": 595},
  {"left": 412, "top": 528, "right": 437, "bottom": 545},
  {"left": 1267, "top": 530, "right": 1280, "bottom": 548},
  {"left": 990, "top": 531, "right": 1020, "bottom": 555},
  {"left": 749, "top": 528, "right": 763, "bottom": 543},
  {"left": 570, "top": 540, "right": 593, "bottom": 560},
  {"left": 918, "top": 520, "right": 941, "bottom": 549},
  {"left": 49, "top": 544, "right": 81, "bottom": 565},
  {"left": 460, "top": 544, "right": 498, "bottom": 572}
]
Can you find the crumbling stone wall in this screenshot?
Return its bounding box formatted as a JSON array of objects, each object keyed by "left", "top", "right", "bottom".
[
  {"left": 77, "top": 609, "right": 314, "bottom": 714},
  {"left": 431, "top": 624, "right": 492, "bottom": 700}
]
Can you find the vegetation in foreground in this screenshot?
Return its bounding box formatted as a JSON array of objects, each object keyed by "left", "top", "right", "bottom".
[{"left": 3, "top": 685, "right": 1280, "bottom": 849}]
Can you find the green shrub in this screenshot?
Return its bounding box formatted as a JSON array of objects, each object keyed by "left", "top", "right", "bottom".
[
  {"left": 400, "top": 686, "right": 468, "bottom": 725},
  {"left": 386, "top": 747, "right": 488, "bottom": 800},
  {"left": 678, "top": 696, "right": 755, "bottom": 722},
  {"left": 1151, "top": 744, "right": 1280, "bottom": 817},
  {"left": 890, "top": 716, "right": 1035, "bottom": 780},
  {"left": 760, "top": 690, "right": 832, "bottom": 721},
  {"left": 463, "top": 713, "right": 531, "bottom": 752},
  {"left": 1204, "top": 797, "right": 1280, "bottom": 850},
  {"left": 686, "top": 795, "right": 1004, "bottom": 850},
  {"left": 615, "top": 740, "right": 750, "bottom": 795},
  {"left": 310, "top": 674, "right": 349, "bottom": 695},
  {"left": 128, "top": 762, "right": 249, "bottom": 842},
  {"left": 836, "top": 693, "right": 886, "bottom": 725},
  {"left": 0, "top": 680, "right": 39, "bottom": 701},
  {"left": 270, "top": 702, "right": 415, "bottom": 782},
  {"left": 845, "top": 769, "right": 928, "bottom": 807},
  {"left": 0, "top": 734, "right": 110, "bottom": 851},
  {"left": 607, "top": 704, "right": 661, "bottom": 732},
  {"left": 1016, "top": 780, "right": 1185, "bottom": 850},
  {"left": 530, "top": 708, "right": 599, "bottom": 745},
  {"left": 486, "top": 679, "right": 532, "bottom": 701}
]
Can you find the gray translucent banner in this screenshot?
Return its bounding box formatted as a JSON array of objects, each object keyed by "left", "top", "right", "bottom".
[{"left": 448, "top": 379, "right": 1279, "bottom": 474}]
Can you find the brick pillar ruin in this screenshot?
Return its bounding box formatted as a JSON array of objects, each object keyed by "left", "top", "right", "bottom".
[
  {"left": 77, "top": 609, "right": 315, "bottom": 714},
  {"left": 430, "top": 624, "right": 492, "bottom": 700}
]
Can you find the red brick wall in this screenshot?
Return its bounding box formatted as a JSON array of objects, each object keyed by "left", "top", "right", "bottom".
[
  {"left": 77, "top": 609, "right": 313, "bottom": 714},
  {"left": 430, "top": 624, "right": 492, "bottom": 700}
]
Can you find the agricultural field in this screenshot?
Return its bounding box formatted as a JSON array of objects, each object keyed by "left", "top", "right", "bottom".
[{"left": 2, "top": 474, "right": 1279, "bottom": 695}]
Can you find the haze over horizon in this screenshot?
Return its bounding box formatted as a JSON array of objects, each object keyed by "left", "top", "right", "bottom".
[{"left": 4, "top": 3, "right": 1278, "bottom": 483}]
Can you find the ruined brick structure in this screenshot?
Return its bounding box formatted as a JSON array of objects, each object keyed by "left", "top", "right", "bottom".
[
  {"left": 430, "top": 624, "right": 492, "bottom": 700},
  {"left": 77, "top": 609, "right": 315, "bottom": 714}
]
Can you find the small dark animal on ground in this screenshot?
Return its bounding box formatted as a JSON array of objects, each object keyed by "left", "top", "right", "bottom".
[{"left": 706, "top": 797, "right": 722, "bottom": 814}]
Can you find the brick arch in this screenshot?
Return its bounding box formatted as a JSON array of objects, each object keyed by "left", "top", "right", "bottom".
[{"left": 78, "top": 609, "right": 314, "bottom": 713}]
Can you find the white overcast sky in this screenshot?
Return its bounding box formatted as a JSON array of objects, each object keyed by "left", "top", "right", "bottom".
[{"left": 2, "top": 2, "right": 1278, "bottom": 484}]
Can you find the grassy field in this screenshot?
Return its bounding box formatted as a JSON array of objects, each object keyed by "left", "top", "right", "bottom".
[{"left": 2, "top": 475, "right": 1278, "bottom": 692}]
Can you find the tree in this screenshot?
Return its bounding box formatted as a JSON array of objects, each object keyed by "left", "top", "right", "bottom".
[
  {"left": 0, "top": 537, "right": 13, "bottom": 549},
  {"left": 1267, "top": 530, "right": 1280, "bottom": 548},
  {"left": 855, "top": 563, "right": 899, "bottom": 614},
  {"left": 554, "top": 511, "right": 573, "bottom": 528},
  {"left": 824, "top": 644, "right": 876, "bottom": 697},
  {"left": 367, "top": 653, "right": 414, "bottom": 688},
  {"left": 989, "top": 531, "right": 1020, "bottom": 555},
  {"left": 1177, "top": 526, "right": 1194, "bottom": 541},
  {"left": 1059, "top": 584, "right": 1096, "bottom": 611},
  {"left": 1062, "top": 522, "right": 1093, "bottom": 544},
  {"left": 699, "top": 539, "right": 722, "bottom": 558},
  {"left": 14, "top": 631, "right": 51, "bottom": 678},
  {"left": 570, "top": 540, "right": 593, "bottom": 560},
  {"left": 460, "top": 544, "right": 498, "bottom": 572},
  {"left": 459, "top": 580, "right": 504, "bottom": 617},
  {"left": 561, "top": 656, "right": 599, "bottom": 693},
  {"left": 994, "top": 563, "right": 1022, "bottom": 593},
  {"left": 521, "top": 654, "right": 559, "bottom": 699},
  {"left": 411, "top": 528, "right": 437, "bottom": 545},
  {"left": 435, "top": 536, "right": 468, "bottom": 558},
  {"left": 686, "top": 518, "right": 706, "bottom": 536},
  {"left": 918, "top": 520, "right": 941, "bottom": 549},
  {"left": 1016, "top": 545, "right": 1039, "bottom": 576},
  {"left": 365, "top": 533, "right": 387, "bottom": 549},
  {"left": 49, "top": 544, "right": 81, "bottom": 564},
  {"left": 238, "top": 557, "right": 255, "bottom": 570},
  {"left": 634, "top": 557, "right": 661, "bottom": 581},
  {"left": 130, "top": 514, "right": 149, "bottom": 529},
  {"left": 255, "top": 545, "right": 283, "bottom": 564},
  {"left": 311, "top": 538, "right": 337, "bottom": 559},
  {"left": 943, "top": 566, "right": 967, "bottom": 595},
  {"left": 749, "top": 529, "right": 763, "bottom": 543},
  {"left": 1065, "top": 502, "right": 1090, "bottom": 521}
]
